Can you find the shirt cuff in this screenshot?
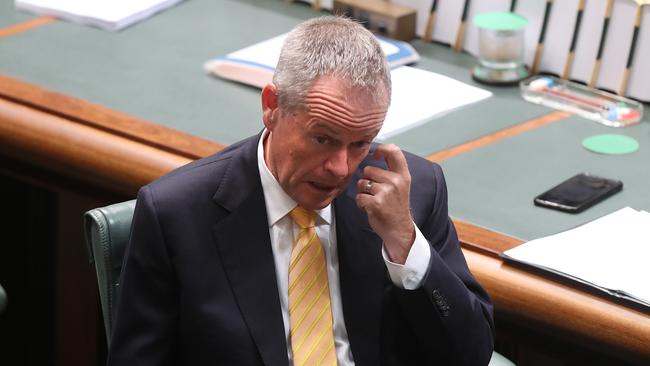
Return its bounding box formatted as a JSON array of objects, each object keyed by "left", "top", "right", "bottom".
[{"left": 382, "top": 224, "right": 431, "bottom": 290}]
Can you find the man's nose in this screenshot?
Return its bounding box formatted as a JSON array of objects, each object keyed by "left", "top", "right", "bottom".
[{"left": 324, "top": 148, "right": 349, "bottom": 178}]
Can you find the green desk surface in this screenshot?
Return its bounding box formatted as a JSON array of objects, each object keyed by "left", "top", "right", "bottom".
[
  {"left": 3, "top": 0, "right": 647, "bottom": 241},
  {"left": 442, "top": 115, "right": 650, "bottom": 241},
  {"left": 0, "top": 1, "right": 34, "bottom": 28},
  {"left": 0, "top": 0, "right": 547, "bottom": 156}
]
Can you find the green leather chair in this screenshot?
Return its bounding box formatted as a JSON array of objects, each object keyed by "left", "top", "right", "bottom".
[
  {"left": 84, "top": 199, "right": 136, "bottom": 343},
  {"left": 84, "top": 200, "right": 515, "bottom": 366}
]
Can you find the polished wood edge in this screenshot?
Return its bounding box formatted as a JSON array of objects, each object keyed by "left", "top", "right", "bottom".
[
  {"left": 453, "top": 219, "right": 523, "bottom": 256},
  {"left": 426, "top": 111, "right": 571, "bottom": 163},
  {"left": 0, "top": 16, "right": 56, "bottom": 38},
  {"left": 0, "top": 98, "right": 191, "bottom": 195},
  {"left": 463, "top": 248, "right": 650, "bottom": 360},
  {"left": 0, "top": 74, "right": 224, "bottom": 160}
]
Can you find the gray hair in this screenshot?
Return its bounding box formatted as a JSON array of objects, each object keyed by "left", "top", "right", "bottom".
[{"left": 273, "top": 16, "right": 391, "bottom": 112}]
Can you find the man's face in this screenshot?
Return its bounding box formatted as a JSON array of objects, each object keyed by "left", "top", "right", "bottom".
[{"left": 262, "top": 77, "right": 388, "bottom": 210}]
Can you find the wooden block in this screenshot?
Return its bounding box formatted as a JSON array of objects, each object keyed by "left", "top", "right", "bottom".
[{"left": 333, "top": 0, "right": 416, "bottom": 41}]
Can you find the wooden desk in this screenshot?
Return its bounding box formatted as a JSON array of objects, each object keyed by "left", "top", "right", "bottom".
[{"left": 1, "top": 0, "right": 648, "bottom": 364}]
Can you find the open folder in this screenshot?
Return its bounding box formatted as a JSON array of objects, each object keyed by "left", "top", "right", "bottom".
[{"left": 502, "top": 207, "right": 650, "bottom": 310}]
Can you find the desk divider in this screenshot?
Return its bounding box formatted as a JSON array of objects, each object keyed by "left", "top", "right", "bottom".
[
  {"left": 0, "top": 15, "right": 54, "bottom": 37},
  {"left": 426, "top": 111, "right": 570, "bottom": 163}
]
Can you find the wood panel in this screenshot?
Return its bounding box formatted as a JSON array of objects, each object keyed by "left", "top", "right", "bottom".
[
  {"left": 0, "top": 75, "right": 223, "bottom": 161},
  {"left": 463, "top": 249, "right": 650, "bottom": 363},
  {"left": 454, "top": 219, "right": 524, "bottom": 255},
  {"left": 0, "top": 98, "right": 192, "bottom": 195}
]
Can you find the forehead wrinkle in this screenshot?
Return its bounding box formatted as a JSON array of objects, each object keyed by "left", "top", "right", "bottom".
[
  {"left": 306, "top": 90, "right": 386, "bottom": 115},
  {"left": 305, "top": 94, "right": 387, "bottom": 121},
  {"left": 309, "top": 106, "right": 386, "bottom": 126},
  {"left": 309, "top": 109, "right": 385, "bottom": 131},
  {"left": 310, "top": 121, "right": 376, "bottom": 138},
  {"left": 305, "top": 96, "right": 357, "bottom": 120}
]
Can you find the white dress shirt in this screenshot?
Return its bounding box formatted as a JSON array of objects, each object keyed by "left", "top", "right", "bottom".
[{"left": 256, "top": 130, "right": 431, "bottom": 365}]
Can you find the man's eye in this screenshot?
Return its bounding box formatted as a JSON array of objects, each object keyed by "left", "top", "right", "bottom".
[
  {"left": 315, "top": 136, "right": 330, "bottom": 145},
  {"left": 353, "top": 141, "right": 370, "bottom": 149}
]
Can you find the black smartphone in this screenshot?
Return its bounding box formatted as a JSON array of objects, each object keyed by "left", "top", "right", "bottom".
[{"left": 534, "top": 173, "right": 623, "bottom": 213}]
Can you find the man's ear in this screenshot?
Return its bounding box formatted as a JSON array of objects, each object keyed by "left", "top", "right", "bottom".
[{"left": 261, "top": 83, "right": 279, "bottom": 130}]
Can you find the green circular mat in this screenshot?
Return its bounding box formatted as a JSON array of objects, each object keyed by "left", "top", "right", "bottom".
[{"left": 582, "top": 134, "right": 639, "bottom": 155}]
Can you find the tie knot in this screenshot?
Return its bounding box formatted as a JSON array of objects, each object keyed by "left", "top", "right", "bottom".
[{"left": 289, "top": 206, "right": 315, "bottom": 229}]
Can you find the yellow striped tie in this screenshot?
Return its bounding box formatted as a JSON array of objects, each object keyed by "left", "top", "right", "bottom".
[{"left": 288, "top": 207, "right": 337, "bottom": 366}]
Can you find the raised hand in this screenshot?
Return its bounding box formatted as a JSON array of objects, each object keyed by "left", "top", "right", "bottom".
[{"left": 355, "top": 144, "right": 415, "bottom": 264}]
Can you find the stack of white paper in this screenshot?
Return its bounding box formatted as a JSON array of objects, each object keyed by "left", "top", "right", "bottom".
[
  {"left": 503, "top": 207, "right": 650, "bottom": 308},
  {"left": 15, "top": 0, "right": 184, "bottom": 31},
  {"left": 378, "top": 66, "right": 491, "bottom": 139}
]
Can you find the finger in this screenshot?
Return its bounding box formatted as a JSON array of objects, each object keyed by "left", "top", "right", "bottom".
[
  {"left": 362, "top": 165, "right": 399, "bottom": 185},
  {"left": 355, "top": 193, "right": 378, "bottom": 212},
  {"left": 372, "top": 144, "right": 409, "bottom": 176},
  {"left": 356, "top": 178, "right": 375, "bottom": 195}
]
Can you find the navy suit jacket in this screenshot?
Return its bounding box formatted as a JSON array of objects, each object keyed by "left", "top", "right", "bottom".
[{"left": 108, "top": 133, "right": 494, "bottom": 366}]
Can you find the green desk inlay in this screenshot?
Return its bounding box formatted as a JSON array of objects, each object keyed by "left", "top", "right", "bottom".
[
  {"left": 441, "top": 116, "right": 649, "bottom": 241},
  {"left": 0, "top": 0, "right": 35, "bottom": 29},
  {"left": 0, "top": 0, "right": 549, "bottom": 154},
  {"left": 582, "top": 134, "right": 640, "bottom": 155}
]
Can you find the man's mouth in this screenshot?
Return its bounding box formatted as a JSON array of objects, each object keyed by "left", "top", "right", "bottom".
[{"left": 309, "top": 181, "right": 340, "bottom": 193}]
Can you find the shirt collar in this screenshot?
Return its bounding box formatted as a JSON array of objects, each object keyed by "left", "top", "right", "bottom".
[{"left": 257, "top": 129, "right": 331, "bottom": 227}]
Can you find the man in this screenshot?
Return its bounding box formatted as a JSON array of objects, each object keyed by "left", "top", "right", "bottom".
[{"left": 108, "top": 16, "right": 494, "bottom": 366}]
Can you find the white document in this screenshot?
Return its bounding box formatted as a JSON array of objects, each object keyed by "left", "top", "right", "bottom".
[
  {"left": 204, "top": 33, "right": 420, "bottom": 89},
  {"left": 378, "top": 66, "right": 491, "bottom": 139},
  {"left": 15, "top": 0, "right": 183, "bottom": 31},
  {"left": 570, "top": 0, "right": 609, "bottom": 84},
  {"left": 504, "top": 207, "right": 650, "bottom": 307}
]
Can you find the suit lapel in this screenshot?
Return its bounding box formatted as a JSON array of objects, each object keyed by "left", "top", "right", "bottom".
[
  {"left": 211, "top": 136, "right": 288, "bottom": 366},
  {"left": 334, "top": 191, "right": 386, "bottom": 366}
]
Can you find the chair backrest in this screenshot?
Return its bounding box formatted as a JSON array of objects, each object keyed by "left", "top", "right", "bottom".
[
  {"left": 82, "top": 199, "right": 515, "bottom": 365},
  {"left": 84, "top": 199, "right": 136, "bottom": 344}
]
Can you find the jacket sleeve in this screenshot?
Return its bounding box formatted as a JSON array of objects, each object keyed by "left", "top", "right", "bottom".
[
  {"left": 107, "top": 186, "right": 178, "bottom": 366},
  {"left": 383, "top": 163, "right": 495, "bottom": 366}
]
